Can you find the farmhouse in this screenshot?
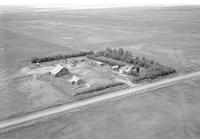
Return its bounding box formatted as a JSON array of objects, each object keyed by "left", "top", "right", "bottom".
[
  {"left": 50, "top": 64, "right": 69, "bottom": 77},
  {"left": 69, "top": 76, "right": 84, "bottom": 85},
  {"left": 79, "top": 58, "right": 85, "bottom": 62},
  {"left": 119, "top": 65, "right": 135, "bottom": 75},
  {"left": 35, "top": 63, "right": 41, "bottom": 67}
]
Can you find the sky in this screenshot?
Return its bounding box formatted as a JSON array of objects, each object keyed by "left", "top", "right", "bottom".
[{"left": 0, "top": 0, "right": 200, "bottom": 8}]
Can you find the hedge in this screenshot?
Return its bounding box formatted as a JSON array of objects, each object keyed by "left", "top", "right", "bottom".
[
  {"left": 31, "top": 51, "right": 94, "bottom": 63},
  {"left": 74, "top": 82, "right": 125, "bottom": 96},
  {"left": 133, "top": 67, "right": 176, "bottom": 82}
]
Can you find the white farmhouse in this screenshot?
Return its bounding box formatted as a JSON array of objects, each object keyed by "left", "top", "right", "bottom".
[
  {"left": 69, "top": 76, "right": 83, "bottom": 85},
  {"left": 119, "top": 65, "right": 135, "bottom": 75}
]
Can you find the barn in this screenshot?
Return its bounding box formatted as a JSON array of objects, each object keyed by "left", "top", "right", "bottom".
[{"left": 50, "top": 64, "right": 69, "bottom": 77}]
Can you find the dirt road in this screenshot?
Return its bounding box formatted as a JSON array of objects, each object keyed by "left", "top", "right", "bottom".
[{"left": 0, "top": 71, "right": 200, "bottom": 134}]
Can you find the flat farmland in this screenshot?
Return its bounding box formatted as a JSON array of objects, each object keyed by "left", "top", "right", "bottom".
[
  {"left": 1, "top": 6, "right": 200, "bottom": 72},
  {"left": 1, "top": 76, "right": 200, "bottom": 139},
  {"left": 1, "top": 6, "right": 200, "bottom": 120}
]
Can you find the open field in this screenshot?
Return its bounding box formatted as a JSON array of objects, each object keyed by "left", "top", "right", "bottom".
[
  {"left": 1, "top": 6, "right": 200, "bottom": 72},
  {"left": 0, "top": 75, "right": 200, "bottom": 139},
  {"left": 1, "top": 6, "right": 200, "bottom": 120}
]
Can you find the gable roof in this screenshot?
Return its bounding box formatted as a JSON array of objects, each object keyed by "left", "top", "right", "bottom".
[
  {"left": 51, "top": 64, "right": 67, "bottom": 75},
  {"left": 121, "top": 65, "right": 134, "bottom": 72},
  {"left": 112, "top": 65, "right": 119, "bottom": 68},
  {"left": 94, "top": 61, "right": 104, "bottom": 65}
]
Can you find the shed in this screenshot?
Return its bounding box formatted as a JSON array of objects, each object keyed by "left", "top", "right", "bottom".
[
  {"left": 112, "top": 65, "right": 119, "bottom": 71},
  {"left": 69, "top": 76, "right": 83, "bottom": 85},
  {"left": 94, "top": 61, "right": 104, "bottom": 66},
  {"left": 50, "top": 64, "right": 69, "bottom": 77}
]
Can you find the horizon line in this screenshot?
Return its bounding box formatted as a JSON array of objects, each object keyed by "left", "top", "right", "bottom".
[{"left": 0, "top": 4, "right": 200, "bottom": 10}]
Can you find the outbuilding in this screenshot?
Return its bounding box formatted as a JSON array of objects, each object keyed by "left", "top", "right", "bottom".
[{"left": 50, "top": 64, "right": 69, "bottom": 77}]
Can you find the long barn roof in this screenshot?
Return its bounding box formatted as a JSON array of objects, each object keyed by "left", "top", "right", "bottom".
[{"left": 51, "top": 64, "right": 67, "bottom": 75}]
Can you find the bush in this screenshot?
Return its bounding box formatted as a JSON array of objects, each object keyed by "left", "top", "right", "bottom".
[
  {"left": 74, "top": 82, "right": 124, "bottom": 96},
  {"left": 31, "top": 51, "right": 93, "bottom": 63}
]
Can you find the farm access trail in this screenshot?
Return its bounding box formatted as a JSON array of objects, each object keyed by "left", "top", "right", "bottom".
[{"left": 0, "top": 71, "right": 200, "bottom": 134}]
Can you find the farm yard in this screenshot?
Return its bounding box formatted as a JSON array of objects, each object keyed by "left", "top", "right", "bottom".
[
  {"left": 0, "top": 46, "right": 175, "bottom": 120},
  {"left": 0, "top": 54, "right": 132, "bottom": 120},
  {"left": 31, "top": 56, "right": 131, "bottom": 96},
  {"left": 1, "top": 5, "right": 200, "bottom": 122}
]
